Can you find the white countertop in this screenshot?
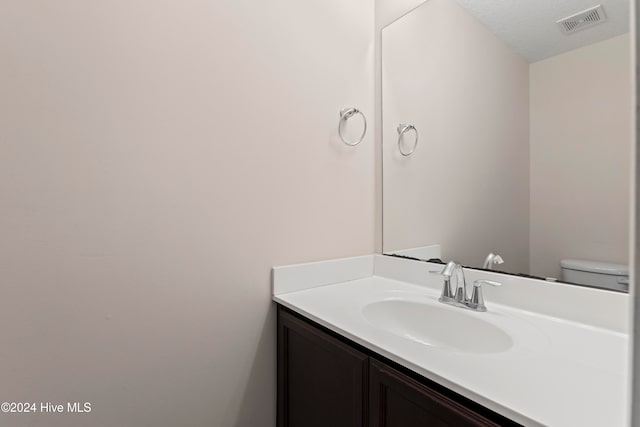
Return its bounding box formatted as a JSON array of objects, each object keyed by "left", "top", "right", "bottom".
[{"left": 272, "top": 255, "right": 630, "bottom": 427}]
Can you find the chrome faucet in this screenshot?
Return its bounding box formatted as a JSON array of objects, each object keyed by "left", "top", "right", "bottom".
[
  {"left": 483, "top": 252, "right": 504, "bottom": 270},
  {"left": 431, "top": 261, "right": 501, "bottom": 312}
]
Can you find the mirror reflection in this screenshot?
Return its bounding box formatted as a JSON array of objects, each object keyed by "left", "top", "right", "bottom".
[{"left": 382, "top": 0, "right": 632, "bottom": 291}]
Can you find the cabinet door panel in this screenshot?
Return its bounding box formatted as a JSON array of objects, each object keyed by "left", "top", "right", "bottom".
[
  {"left": 369, "top": 358, "right": 503, "bottom": 427},
  {"left": 277, "top": 307, "right": 368, "bottom": 427}
]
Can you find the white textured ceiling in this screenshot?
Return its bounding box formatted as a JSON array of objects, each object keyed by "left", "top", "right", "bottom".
[{"left": 453, "top": 0, "right": 630, "bottom": 62}]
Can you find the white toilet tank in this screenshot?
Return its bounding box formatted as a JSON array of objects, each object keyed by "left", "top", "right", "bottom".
[{"left": 560, "top": 259, "right": 629, "bottom": 292}]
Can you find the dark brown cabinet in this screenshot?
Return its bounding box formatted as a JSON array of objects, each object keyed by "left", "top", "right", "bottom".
[
  {"left": 369, "top": 358, "right": 505, "bottom": 427},
  {"left": 277, "top": 305, "right": 521, "bottom": 427},
  {"left": 277, "top": 306, "right": 369, "bottom": 427}
]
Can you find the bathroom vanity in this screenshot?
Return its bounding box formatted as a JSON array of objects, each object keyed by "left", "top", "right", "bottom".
[
  {"left": 278, "top": 305, "right": 518, "bottom": 426},
  {"left": 273, "top": 255, "right": 629, "bottom": 427}
]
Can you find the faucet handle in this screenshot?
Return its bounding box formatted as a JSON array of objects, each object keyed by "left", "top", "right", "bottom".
[
  {"left": 469, "top": 280, "right": 502, "bottom": 312},
  {"left": 473, "top": 280, "right": 502, "bottom": 288},
  {"left": 429, "top": 273, "right": 454, "bottom": 301},
  {"left": 431, "top": 262, "right": 458, "bottom": 301}
]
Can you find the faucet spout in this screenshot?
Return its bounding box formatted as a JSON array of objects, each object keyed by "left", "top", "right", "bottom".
[
  {"left": 483, "top": 252, "right": 504, "bottom": 270},
  {"left": 452, "top": 264, "right": 467, "bottom": 303}
]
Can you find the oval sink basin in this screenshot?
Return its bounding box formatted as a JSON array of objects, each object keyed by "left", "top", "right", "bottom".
[{"left": 362, "top": 299, "right": 513, "bottom": 354}]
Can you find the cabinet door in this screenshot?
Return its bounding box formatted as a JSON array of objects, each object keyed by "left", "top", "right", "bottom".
[
  {"left": 369, "top": 358, "right": 505, "bottom": 427},
  {"left": 277, "top": 306, "right": 369, "bottom": 427}
]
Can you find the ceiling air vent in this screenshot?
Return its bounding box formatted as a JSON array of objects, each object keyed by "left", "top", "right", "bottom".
[{"left": 557, "top": 5, "right": 607, "bottom": 34}]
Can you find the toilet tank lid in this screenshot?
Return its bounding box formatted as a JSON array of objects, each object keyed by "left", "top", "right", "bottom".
[{"left": 560, "top": 259, "right": 628, "bottom": 275}]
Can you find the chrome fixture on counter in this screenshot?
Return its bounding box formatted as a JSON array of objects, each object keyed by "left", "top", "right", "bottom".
[
  {"left": 431, "top": 261, "right": 501, "bottom": 312},
  {"left": 483, "top": 252, "right": 504, "bottom": 270}
]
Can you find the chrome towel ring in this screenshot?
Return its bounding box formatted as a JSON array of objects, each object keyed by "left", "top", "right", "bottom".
[
  {"left": 338, "top": 107, "right": 367, "bottom": 146},
  {"left": 397, "top": 124, "right": 418, "bottom": 156}
]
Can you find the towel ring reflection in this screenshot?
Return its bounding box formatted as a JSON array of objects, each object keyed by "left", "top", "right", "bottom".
[
  {"left": 338, "top": 107, "right": 367, "bottom": 146},
  {"left": 397, "top": 124, "right": 418, "bottom": 156}
]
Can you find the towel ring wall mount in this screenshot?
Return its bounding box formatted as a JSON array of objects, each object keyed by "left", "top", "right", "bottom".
[
  {"left": 397, "top": 124, "right": 418, "bottom": 156},
  {"left": 338, "top": 107, "right": 367, "bottom": 146}
]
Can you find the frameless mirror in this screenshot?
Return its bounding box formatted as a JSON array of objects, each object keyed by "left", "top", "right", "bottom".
[{"left": 382, "top": 0, "right": 632, "bottom": 291}]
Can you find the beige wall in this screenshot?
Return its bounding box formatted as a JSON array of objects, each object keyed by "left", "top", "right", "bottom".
[
  {"left": 0, "top": 2, "right": 374, "bottom": 426},
  {"left": 381, "top": 0, "right": 530, "bottom": 273},
  {"left": 530, "top": 34, "right": 632, "bottom": 279}
]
